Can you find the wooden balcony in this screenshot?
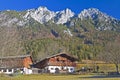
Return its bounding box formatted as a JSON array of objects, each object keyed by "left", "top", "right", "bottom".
[{"left": 48, "top": 62, "right": 76, "bottom": 67}]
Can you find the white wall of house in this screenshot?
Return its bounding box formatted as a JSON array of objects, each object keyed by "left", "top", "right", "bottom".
[
  {"left": 0, "top": 69, "right": 14, "bottom": 74},
  {"left": 23, "top": 67, "right": 32, "bottom": 74},
  {"left": 0, "top": 68, "right": 32, "bottom": 74},
  {"left": 6, "top": 69, "right": 14, "bottom": 74},
  {"left": 46, "top": 66, "right": 75, "bottom": 73}
]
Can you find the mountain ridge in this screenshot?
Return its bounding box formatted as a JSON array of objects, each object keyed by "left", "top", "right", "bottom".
[
  {"left": 0, "top": 6, "right": 119, "bottom": 31},
  {"left": 0, "top": 6, "right": 120, "bottom": 61},
  {"left": 23, "top": 6, "right": 119, "bottom": 24},
  {"left": 23, "top": 6, "right": 120, "bottom": 31}
]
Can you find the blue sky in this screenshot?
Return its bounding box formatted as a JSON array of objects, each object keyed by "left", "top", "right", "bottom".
[{"left": 0, "top": 0, "right": 120, "bottom": 19}]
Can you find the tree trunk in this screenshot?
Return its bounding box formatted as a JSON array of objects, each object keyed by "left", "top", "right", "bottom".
[{"left": 115, "top": 64, "right": 119, "bottom": 74}]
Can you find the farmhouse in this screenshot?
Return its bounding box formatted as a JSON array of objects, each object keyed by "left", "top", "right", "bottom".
[
  {"left": 0, "top": 55, "right": 33, "bottom": 74},
  {"left": 34, "top": 53, "right": 78, "bottom": 73}
]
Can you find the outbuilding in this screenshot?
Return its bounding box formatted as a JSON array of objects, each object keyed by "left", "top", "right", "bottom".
[{"left": 0, "top": 55, "right": 33, "bottom": 74}]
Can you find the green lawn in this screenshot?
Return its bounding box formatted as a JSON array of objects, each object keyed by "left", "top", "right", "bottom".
[{"left": 0, "top": 74, "right": 120, "bottom": 80}]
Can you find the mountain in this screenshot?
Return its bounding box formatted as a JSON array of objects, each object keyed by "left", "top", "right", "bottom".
[
  {"left": 78, "top": 8, "right": 114, "bottom": 20},
  {"left": 0, "top": 6, "right": 120, "bottom": 61},
  {"left": 24, "top": 7, "right": 55, "bottom": 24},
  {"left": 54, "top": 8, "right": 74, "bottom": 24},
  {"left": 23, "top": 7, "right": 120, "bottom": 31},
  {"left": 23, "top": 7, "right": 75, "bottom": 25},
  {"left": 78, "top": 8, "right": 120, "bottom": 31},
  {"left": 0, "top": 6, "right": 119, "bottom": 31}
]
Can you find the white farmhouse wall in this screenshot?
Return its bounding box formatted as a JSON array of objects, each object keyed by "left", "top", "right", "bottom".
[
  {"left": 0, "top": 68, "right": 32, "bottom": 74},
  {"left": 23, "top": 67, "right": 32, "bottom": 74},
  {"left": 46, "top": 66, "right": 75, "bottom": 73}
]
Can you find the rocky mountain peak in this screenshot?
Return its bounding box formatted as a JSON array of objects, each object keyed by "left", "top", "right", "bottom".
[
  {"left": 23, "top": 7, "right": 119, "bottom": 27},
  {"left": 78, "top": 8, "right": 114, "bottom": 20},
  {"left": 64, "top": 8, "right": 74, "bottom": 15},
  {"left": 78, "top": 8, "right": 119, "bottom": 31},
  {"left": 24, "top": 7, "right": 75, "bottom": 24},
  {"left": 24, "top": 6, "right": 55, "bottom": 24},
  {"left": 54, "top": 8, "right": 75, "bottom": 24},
  {"left": 37, "top": 6, "right": 48, "bottom": 11}
]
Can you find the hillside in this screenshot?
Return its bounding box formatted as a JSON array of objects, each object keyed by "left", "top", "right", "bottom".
[{"left": 0, "top": 6, "right": 120, "bottom": 62}]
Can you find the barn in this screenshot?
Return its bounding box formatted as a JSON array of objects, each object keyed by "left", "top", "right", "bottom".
[
  {"left": 33, "top": 53, "right": 78, "bottom": 74},
  {"left": 0, "top": 55, "right": 33, "bottom": 74}
]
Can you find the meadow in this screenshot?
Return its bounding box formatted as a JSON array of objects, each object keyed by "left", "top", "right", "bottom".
[
  {"left": 76, "top": 63, "right": 120, "bottom": 73},
  {"left": 0, "top": 63, "right": 120, "bottom": 80},
  {"left": 0, "top": 74, "right": 120, "bottom": 80}
]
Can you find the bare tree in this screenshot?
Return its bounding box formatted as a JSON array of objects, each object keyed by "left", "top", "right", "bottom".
[{"left": 99, "top": 37, "right": 120, "bottom": 74}]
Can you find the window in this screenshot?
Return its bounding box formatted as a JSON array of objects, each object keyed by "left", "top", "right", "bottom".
[
  {"left": 66, "top": 68, "right": 69, "bottom": 71},
  {"left": 14, "top": 69, "right": 17, "bottom": 73},
  {"left": 0, "top": 69, "right": 3, "bottom": 72},
  {"left": 20, "top": 68, "right": 23, "bottom": 71},
  {"left": 55, "top": 68, "right": 60, "bottom": 73},
  {"left": 8, "top": 69, "right": 12, "bottom": 72},
  {"left": 61, "top": 67, "right": 64, "bottom": 70},
  {"left": 70, "top": 68, "right": 73, "bottom": 71},
  {"left": 3, "top": 69, "right": 6, "bottom": 72},
  {"left": 51, "top": 68, "right": 54, "bottom": 70}
]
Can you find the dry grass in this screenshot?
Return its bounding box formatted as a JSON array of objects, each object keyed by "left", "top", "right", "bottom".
[
  {"left": 76, "top": 63, "right": 120, "bottom": 73},
  {"left": 0, "top": 74, "right": 120, "bottom": 80}
]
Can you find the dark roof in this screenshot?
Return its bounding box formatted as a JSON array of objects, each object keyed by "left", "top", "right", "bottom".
[
  {"left": 0, "top": 55, "right": 31, "bottom": 69},
  {"left": 47, "top": 53, "right": 78, "bottom": 61},
  {"left": 0, "top": 55, "right": 31, "bottom": 59}
]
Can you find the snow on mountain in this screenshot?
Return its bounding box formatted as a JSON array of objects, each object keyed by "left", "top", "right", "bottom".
[
  {"left": 24, "top": 7, "right": 74, "bottom": 24},
  {"left": 78, "top": 8, "right": 120, "bottom": 31},
  {"left": 24, "top": 7, "right": 118, "bottom": 26},
  {"left": 54, "top": 8, "right": 75, "bottom": 24},
  {"left": 0, "top": 6, "right": 119, "bottom": 31},
  {"left": 78, "top": 8, "right": 114, "bottom": 21},
  {"left": 24, "top": 7, "right": 55, "bottom": 24},
  {"left": 64, "top": 29, "right": 73, "bottom": 36}
]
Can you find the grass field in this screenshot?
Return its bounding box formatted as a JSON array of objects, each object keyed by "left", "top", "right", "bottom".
[
  {"left": 76, "top": 63, "right": 120, "bottom": 73},
  {"left": 0, "top": 74, "right": 120, "bottom": 80}
]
